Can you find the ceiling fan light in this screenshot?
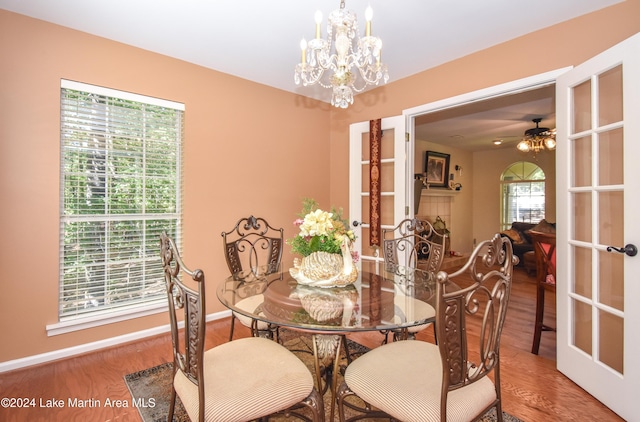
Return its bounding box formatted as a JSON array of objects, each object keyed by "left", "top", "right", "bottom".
[
  {"left": 517, "top": 140, "right": 531, "bottom": 152},
  {"left": 517, "top": 118, "right": 556, "bottom": 155}
]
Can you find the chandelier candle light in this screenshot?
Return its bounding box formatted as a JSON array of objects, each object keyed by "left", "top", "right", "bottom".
[
  {"left": 517, "top": 118, "right": 557, "bottom": 155},
  {"left": 294, "top": 0, "right": 389, "bottom": 108}
]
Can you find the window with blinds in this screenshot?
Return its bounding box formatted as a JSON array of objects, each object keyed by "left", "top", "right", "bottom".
[
  {"left": 500, "top": 161, "right": 546, "bottom": 231},
  {"left": 59, "top": 80, "right": 183, "bottom": 321}
]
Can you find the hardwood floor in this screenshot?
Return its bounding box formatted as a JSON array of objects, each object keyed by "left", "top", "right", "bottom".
[{"left": 0, "top": 268, "right": 623, "bottom": 421}]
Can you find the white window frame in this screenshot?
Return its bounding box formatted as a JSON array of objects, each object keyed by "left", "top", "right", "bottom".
[
  {"left": 48, "top": 80, "right": 184, "bottom": 336},
  {"left": 500, "top": 161, "right": 546, "bottom": 231}
]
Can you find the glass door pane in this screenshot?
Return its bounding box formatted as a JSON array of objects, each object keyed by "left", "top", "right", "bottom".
[
  {"left": 569, "top": 64, "right": 624, "bottom": 376},
  {"left": 350, "top": 117, "right": 405, "bottom": 264}
]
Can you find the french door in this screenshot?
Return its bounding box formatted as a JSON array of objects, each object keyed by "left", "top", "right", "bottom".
[
  {"left": 349, "top": 116, "right": 406, "bottom": 264},
  {"left": 346, "top": 33, "right": 640, "bottom": 420},
  {"left": 556, "top": 32, "right": 640, "bottom": 421}
]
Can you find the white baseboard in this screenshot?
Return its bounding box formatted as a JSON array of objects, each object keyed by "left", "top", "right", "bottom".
[{"left": 0, "top": 310, "right": 231, "bottom": 373}]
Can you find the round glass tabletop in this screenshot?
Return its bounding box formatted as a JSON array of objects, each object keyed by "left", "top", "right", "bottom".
[{"left": 217, "top": 261, "right": 448, "bottom": 333}]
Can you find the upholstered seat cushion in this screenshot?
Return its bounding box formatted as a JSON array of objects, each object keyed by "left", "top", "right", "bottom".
[
  {"left": 174, "top": 337, "right": 314, "bottom": 422},
  {"left": 233, "top": 295, "right": 269, "bottom": 330},
  {"left": 344, "top": 340, "right": 496, "bottom": 422},
  {"left": 392, "top": 295, "right": 435, "bottom": 333}
]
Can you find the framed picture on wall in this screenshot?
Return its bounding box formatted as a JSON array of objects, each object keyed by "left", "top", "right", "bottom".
[{"left": 425, "top": 151, "right": 450, "bottom": 188}]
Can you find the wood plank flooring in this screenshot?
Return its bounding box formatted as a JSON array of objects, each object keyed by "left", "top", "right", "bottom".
[{"left": 0, "top": 268, "right": 623, "bottom": 421}]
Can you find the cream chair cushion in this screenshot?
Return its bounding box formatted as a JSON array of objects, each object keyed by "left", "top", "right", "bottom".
[
  {"left": 344, "top": 340, "right": 496, "bottom": 422},
  {"left": 392, "top": 295, "right": 435, "bottom": 334},
  {"left": 233, "top": 295, "right": 269, "bottom": 331},
  {"left": 174, "top": 337, "right": 314, "bottom": 422}
]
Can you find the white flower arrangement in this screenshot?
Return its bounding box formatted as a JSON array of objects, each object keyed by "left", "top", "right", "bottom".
[{"left": 288, "top": 199, "right": 357, "bottom": 260}]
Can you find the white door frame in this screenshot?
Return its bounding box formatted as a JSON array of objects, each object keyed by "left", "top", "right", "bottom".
[
  {"left": 402, "top": 67, "right": 572, "bottom": 218},
  {"left": 349, "top": 116, "right": 406, "bottom": 265},
  {"left": 400, "top": 55, "right": 640, "bottom": 419}
]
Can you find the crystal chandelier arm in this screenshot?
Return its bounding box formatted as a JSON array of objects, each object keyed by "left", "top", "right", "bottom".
[
  {"left": 295, "top": 50, "right": 342, "bottom": 88},
  {"left": 294, "top": 2, "right": 389, "bottom": 108},
  {"left": 351, "top": 64, "right": 389, "bottom": 92},
  {"left": 295, "top": 63, "right": 334, "bottom": 88}
]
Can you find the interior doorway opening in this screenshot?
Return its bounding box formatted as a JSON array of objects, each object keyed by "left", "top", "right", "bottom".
[{"left": 403, "top": 68, "right": 568, "bottom": 255}]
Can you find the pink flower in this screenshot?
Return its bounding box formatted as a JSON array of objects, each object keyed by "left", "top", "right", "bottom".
[
  {"left": 293, "top": 218, "right": 304, "bottom": 227},
  {"left": 351, "top": 250, "right": 360, "bottom": 264}
]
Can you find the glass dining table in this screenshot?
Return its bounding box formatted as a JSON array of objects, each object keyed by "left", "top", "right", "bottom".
[{"left": 216, "top": 260, "right": 447, "bottom": 420}]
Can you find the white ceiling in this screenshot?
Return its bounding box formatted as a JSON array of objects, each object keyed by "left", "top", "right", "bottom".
[
  {"left": 0, "top": 0, "right": 622, "bottom": 150},
  {"left": 414, "top": 84, "right": 557, "bottom": 152}
]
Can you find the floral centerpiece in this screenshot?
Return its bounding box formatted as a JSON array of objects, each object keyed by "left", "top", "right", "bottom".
[
  {"left": 288, "top": 198, "right": 357, "bottom": 258},
  {"left": 288, "top": 198, "right": 359, "bottom": 287}
]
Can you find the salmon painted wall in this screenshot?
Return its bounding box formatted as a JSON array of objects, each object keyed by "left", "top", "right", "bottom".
[
  {"left": 328, "top": 0, "right": 640, "bottom": 238},
  {"left": 0, "top": 10, "right": 332, "bottom": 362},
  {"left": 1, "top": 0, "right": 639, "bottom": 364}
]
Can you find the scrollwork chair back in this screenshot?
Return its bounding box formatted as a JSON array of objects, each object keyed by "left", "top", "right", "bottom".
[
  {"left": 221, "top": 215, "right": 284, "bottom": 278},
  {"left": 337, "top": 233, "right": 515, "bottom": 422},
  {"left": 161, "top": 232, "right": 323, "bottom": 422},
  {"left": 221, "top": 215, "right": 283, "bottom": 340},
  {"left": 160, "top": 232, "right": 207, "bottom": 422},
  {"left": 382, "top": 218, "right": 446, "bottom": 273},
  {"left": 434, "top": 233, "right": 515, "bottom": 420},
  {"left": 380, "top": 218, "right": 446, "bottom": 343}
]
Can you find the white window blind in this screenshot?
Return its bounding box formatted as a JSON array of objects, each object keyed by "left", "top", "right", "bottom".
[{"left": 59, "top": 80, "right": 183, "bottom": 321}]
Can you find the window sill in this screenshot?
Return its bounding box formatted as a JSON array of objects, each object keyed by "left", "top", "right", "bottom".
[{"left": 46, "top": 301, "right": 168, "bottom": 336}]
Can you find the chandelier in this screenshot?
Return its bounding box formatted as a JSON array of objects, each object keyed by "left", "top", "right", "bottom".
[
  {"left": 516, "top": 118, "right": 556, "bottom": 154},
  {"left": 294, "top": 0, "right": 389, "bottom": 109}
]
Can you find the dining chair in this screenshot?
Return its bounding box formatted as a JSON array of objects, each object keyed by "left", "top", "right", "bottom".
[
  {"left": 337, "top": 233, "right": 515, "bottom": 422},
  {"left": 529, "top": 230, "right": 557, "bottom": 355},
  {"left": 160, "top": 232, "right": 323, "bottom": 422},
  {"left": 381, "top": 217, "right": 446, "bottom": 342},
  {"left": 221, "top": 215, "right": 283, "bottom": 340},
  {"left": 382, "top": 217, "right": 447, "bottom": 273}
]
